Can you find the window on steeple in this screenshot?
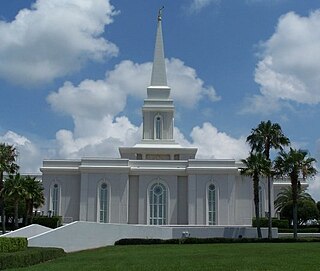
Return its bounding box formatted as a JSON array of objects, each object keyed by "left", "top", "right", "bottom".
[{"left": 154, "top": 114, "right": 163, "bottom": 140}]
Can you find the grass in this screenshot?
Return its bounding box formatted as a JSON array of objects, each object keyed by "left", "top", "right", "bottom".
[{"left": 8, "top": 242, "right": 320, "bottom": 271}]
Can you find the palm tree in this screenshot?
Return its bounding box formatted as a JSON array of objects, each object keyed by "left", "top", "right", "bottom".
[
  {"left": 275, "top": 186, "right": 313, "bottom": 212},
  {"left": 275, "top": 186, "right": 318, "bottom": 225},
  {"left": 23, "top": 176, "right": 44, "bottom": 225},
  {"left": 241, "top": 152, "right": 271, "bottom": 238},
  {"left": 274, "top": 148, "right": 317, "bottom": 239},
  {"left": 0, "top": 143, "right": 19, "bottom": 233},
  {"left": 4, "top": 174, "right": 26, "bottom": 230},
  {"left": 246, "top": 120, "right": 290, "bottom": 238}
]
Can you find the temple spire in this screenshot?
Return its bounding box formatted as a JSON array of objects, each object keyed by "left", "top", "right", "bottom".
[{"left": 150, "top": 7, "right": 167, "bottom": 86}]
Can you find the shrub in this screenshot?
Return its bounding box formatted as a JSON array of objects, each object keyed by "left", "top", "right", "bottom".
[
  {"left": 278, "top": 227, "right": 319, "bottom": 233},
  {"left": 0, "top": 237, "right": 27, "bottom": 253},
  {"left": 32, "top": 216, "right": 62, "bottom": 228},
  {"left": 252, "top": 218, "right": 289, "bottom": 228},
  {"left": 0, "top": 247, "right": 65, "bottom": 270},
  {"left": 115, "top": 237, "right": 320, "bottom": 246},
  {"left": 115, "top": 238, "right": 180, "bottom": 246}
]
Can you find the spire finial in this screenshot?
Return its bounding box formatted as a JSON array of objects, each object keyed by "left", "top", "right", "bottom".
[{"left": 158, "top": 6, "right": 164, "bottom": 21}]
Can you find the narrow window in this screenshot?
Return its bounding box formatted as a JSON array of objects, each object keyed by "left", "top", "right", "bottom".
[
  {"left": 208, "top": 184, "right": 216, "bottom": 225},
  {"left": 52, "top": 184, "right": 59, "bottom": 216},
  {"left": 154, "top": 114, "right": 162, "bottom": 140},
  {"left": 99, "top": 183, "right": 109, "bottom": 223},
  {"left": 149, "top": 183, "right": 167, "bottom": 225}
]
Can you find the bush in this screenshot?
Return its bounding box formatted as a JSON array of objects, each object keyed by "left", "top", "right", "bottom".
[
  {"left": 0, "top": 247, "right": 65, "bottom": 270},
  {"left": 115, "top": 238, "right": 180, "bottom": 246},
  {"left": 32, "top": 216, "right": 62, "bottom": 228},
  {"left": 115, "top": 237, "right": 320, "bottom": 246},
  {"left": 252, "top": 218, "right": 289, "bottom": 228},
  {"left": 0, "top": 237, "right": 27, "bottom": 253},
  {"left": 278, "top": 227, "right": 320, "bottom": 233}
]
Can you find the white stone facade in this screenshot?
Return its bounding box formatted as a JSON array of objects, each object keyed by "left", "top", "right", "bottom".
[{"left": 40, "top": 13, "right": 293, "bottom": 227}]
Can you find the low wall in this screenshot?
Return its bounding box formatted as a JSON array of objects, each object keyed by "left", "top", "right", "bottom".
[
  {"left": 11, "top": 223, "right": 279, "bottom": 253},
  {"left": 28, "top": 222, "right": 172, "bottom": 252},
  {"left": 171, "top": 226, "right": 278, "bottom": 239},
  {"left": 1, "top": 224, "right": 52, "bottom": 239}
]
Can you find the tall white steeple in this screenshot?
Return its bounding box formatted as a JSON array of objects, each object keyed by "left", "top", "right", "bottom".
[
  {"left": 119, "top": 9, "right": 197, "bottom": 160},
  {"left": 146, "top": 8, "right": 171, "bottom": 101},
  {"left": 142, "top": 7, "right": 174, "bottom": 142},
  {"left": 150, "top": 7, "right": 167, "bottom": 87}
]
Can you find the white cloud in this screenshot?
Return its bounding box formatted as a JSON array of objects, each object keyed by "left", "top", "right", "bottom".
[
  {"left": 188, "top": 0, "right": 220, "bottom": 14},
  {"left": 47, "top": 58, "right": 220, "bottom": 159},
  {"left": 189, "top": 123, "right": 249, "bottom": 159},
  {"left": 47, "top": 58, "right": 219, "bottom": 120},
  {"left": 55, "top": 116, "right": 141, "bottom": 158},
  {"left": 48, "top": 80, "right": 126, "bottom": 120},
  {"left": 0, "top": 0, "right": 118, "bottom": 85},
  {"left": 241, "top": 94, "right": 281, "bottom": 115},
  {"left": 247, "top": 10, "right": 320, "bottom": 113}
]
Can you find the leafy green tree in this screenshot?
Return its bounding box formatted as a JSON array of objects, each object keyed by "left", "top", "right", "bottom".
[
  {"left": 0, "top": 143, "right": 19, "bottom": 233},
  {"left": 274, "top": 148, "right": 317, "bottom": 239},
  {"left": 246, "top": 120, "right": 290, "bottom": 239},
  {"left": 275, "top": 186, "right": 318, "bottom": 225},
  {"left": 4, "top": 174, "right": 26, "bottom": 229},
  {"left": 23, "top": 176, "right": 44, "bottom": 225},
  {"left": 241, "top": 152, "right": 271, "bottom": 238}
]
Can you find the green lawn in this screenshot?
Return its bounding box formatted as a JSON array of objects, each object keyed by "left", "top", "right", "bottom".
[{"left": 9, "top": 243, "right": 320, "bottom": 271}]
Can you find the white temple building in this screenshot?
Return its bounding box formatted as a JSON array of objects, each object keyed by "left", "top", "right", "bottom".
[{"left": 40, "top": 12, "right": 295, "bottom": 227}]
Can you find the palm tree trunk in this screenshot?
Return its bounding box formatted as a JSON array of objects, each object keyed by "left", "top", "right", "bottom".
[
  {"left": 253, "top": 176, "right": 262, "bottom": 238},
  {"left": 292, "top": 175, "right": 298, "bottom": 240},
  {"left": 0, "top": 171, "right": 5, "bottom": 234},
  {"left": 14, "top": 201, "right": 19, "bottom": 230},
  {"left": 267, "top": 175, "right": 272, "bottom": 239},
  {"left": 293, "top": 203, "right": 298, "bottom": 239},
  {"left": 255, "top": 204, "right": 262, "bottom": 238},
  {"left": 28, "top": 199, "right": 33, "bottom": 225}
]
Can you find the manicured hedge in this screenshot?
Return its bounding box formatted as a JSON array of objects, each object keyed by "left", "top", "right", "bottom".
[
  {"left": 115, "top": 237, "right": 320, "bottom": 246},
  {"left": 278, "top": 227, "right": 320, "bottom": 233},
  {"left": 0, "top": 247, "right": 65, "bottom": 270},
  {"left": 252, "top": 218, "right": 289, "bottom": 228},
  {"left": 0, "top": 237, "right": 27, "bottom": 253},
  {"left": 32, "top": 216, "right": 62, "bottom": 228}
]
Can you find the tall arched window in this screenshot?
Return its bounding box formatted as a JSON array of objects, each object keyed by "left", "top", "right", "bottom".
[
  {"left": 51, "top": 183, "right": 60, "bottom": 216},
  {"left": 207, "top": 184, "right": 216, "bottom": 225},
  {"left": 154, "top": 114, "right": 163, "bottom": 140},
  {"left": 149, "top": 182, "right": 167, "bottom": 225},
  {"left": 99, "top": 183, "right": 109, "bottom": 223}
]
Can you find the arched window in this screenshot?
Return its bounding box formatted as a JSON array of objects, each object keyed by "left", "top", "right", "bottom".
[
  {"left": 51, "top": 183, "right": 60, "bottom": 216},
  {"left": 99, "top": 183, "right": 109, "bottom": 223},
  {"left": 149, "top": 182, "right": 167, "bottom": 225},
  {"left": 207, "top": 183, "right": 216, "bottom": 225},
  {"left": 154, "top": 114, "right": 163, "bottom": 140}
]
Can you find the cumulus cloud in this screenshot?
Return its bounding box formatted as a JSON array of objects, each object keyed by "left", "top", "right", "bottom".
[
  {"left": 246, "top": 10, "right": 320, "bottom": 113},
  {"left": 47, "top": 57, "right": 220, "bottom": 159},
  {"left": 55, "top": 116, "right": 141, "bottom": 158},
  {"left": 47, "top": 58, "right": 219, "bottom": 119},
  {"left": 187, "top": 0, "right": 220, "bottom": 14},
  {"left": 189, "top": 123, "right": 249, "bottom": 159},
  {"left": 0, "top": 131, "right": 42, "bottom": 173},
  {"left": 0, "top": 0, "right": 118, "bottom": 85}
]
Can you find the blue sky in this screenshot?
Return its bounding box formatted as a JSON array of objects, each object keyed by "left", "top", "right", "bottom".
[{"left": 0, "top": 0, "right": 320, "bottom": 199}]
